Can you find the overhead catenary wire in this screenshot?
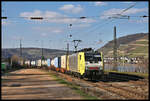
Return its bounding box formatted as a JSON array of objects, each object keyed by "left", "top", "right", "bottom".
[
  {"left": 72, "top": 18, "right": 115, "bottom": 38},
  {"left": 1, "top": 15, "right": 148, "bottom": 20}
]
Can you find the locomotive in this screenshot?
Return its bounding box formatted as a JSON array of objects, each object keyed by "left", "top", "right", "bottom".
[{"left": 67, "top": 51, "right": 104, "bottom": 80}]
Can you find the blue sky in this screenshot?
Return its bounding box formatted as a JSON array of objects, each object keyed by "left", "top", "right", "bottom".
[{"left": 2, "top": 1, "right": 148, "bottom": 51}]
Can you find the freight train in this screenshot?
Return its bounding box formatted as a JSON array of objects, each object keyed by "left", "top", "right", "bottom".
[{"left": 24, "top": 50, "right": 104, "bottom": 80}]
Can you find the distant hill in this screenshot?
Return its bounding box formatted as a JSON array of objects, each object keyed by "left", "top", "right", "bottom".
[
  {"left": 97, "top": 33, "right": 149, "bottom": 58},
  {"left": 2, "top": 48, "right": 73, "bottom": 60}
]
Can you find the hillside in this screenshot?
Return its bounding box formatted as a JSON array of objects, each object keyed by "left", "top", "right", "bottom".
[
  {"left": 97, "top": 33, "right": 149, "bottom": 58},
  {"left": 2, "top": 48, "right": 73, "bottom": 60}
]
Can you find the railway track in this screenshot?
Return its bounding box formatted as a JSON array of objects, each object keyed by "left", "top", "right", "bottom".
[
  {"left": 129, "top": 79, "right": 148, "bottom": 85},
  {"left": 94, "top": 82, "right": 148, "bottom": 99},
  {"left": 43, "top": 69, "right": 148, "bottom": 99}
]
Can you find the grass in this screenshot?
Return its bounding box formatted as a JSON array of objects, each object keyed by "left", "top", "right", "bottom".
[
  {"left": 42, "top": 70, "right": 99, "bottom": 100},
  {"left": 135, "top": 41, "right": 148, "bottom": 44},
  {"left": 104, "top": 70, "right": 149, "bottom": 79},
  {"left": 2, "top": 67, "right": 23, "bottom": 76},
  {"left": 130, "top": 46, "right": 148, "bottom": 53}
]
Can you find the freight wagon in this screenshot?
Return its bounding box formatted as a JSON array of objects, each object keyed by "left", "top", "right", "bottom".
[
  {"left": 36, "top": 59, "right": 42, "bottom": 67},
  {"left": 35, "top": 59, "right": 47, "bottom": 68},
  {"left": 41, "top": 60, "right": 48, "bottom": 67},
  {"left": 1, "top": 62, "right": 7, "bottom": 71},
  {"left": 31, "top": 61, "right": 36, "bottom": 67},
  {"left": 47, "top": 58, "right": 51, "bottom": 69},
  {"left": 25, "top": 60, "right": 30, "bottom": 67},
  {"left": 47, "top": 59, "right": 51, "bottom": 67},
  {"left": 60, "top": 55, "right": 69, "bottom": 73},
  {"left": 1, "top": 62, "right": 11, "bottom": 73},
  {"left": 53, "top": 57, "right": 61, "bottom": 71}
]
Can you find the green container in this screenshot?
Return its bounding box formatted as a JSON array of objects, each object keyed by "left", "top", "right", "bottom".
[{"left": 1, "top": 63, "right": 6, "bottom": 70}]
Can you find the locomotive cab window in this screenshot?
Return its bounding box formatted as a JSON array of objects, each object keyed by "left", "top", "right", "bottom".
[
  {"left": 85, "top": 53, "right": 102, "bottom": 62},
  {"left": 80, "top": 55, "right": 81, "bottom": 60}
]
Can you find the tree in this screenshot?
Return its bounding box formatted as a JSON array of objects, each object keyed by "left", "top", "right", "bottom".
[{"left": 11, "top": 55, "right": 19, "bottom": 68}]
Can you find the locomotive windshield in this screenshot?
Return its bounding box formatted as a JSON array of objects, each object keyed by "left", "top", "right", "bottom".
[{"left": 85, "top": 53, "right": 102, "bottom": 62}]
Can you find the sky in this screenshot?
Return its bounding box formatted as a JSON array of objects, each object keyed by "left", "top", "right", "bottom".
[{"left": 2, "top": 1, "right": 149, "bottom": 51}]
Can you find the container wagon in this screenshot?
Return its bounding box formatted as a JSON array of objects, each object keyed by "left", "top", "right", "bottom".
[
  {"left": 31, "top": 61, "right": 36, "bottom": 67},
  {"left": 53, "top": 57, "right": 61, "bottom": 71},
  {"left": 47, "top": 58, "right": 51, "bottom": 69},
  {"left": 36, "top": 59, "right": 42, "bottom": 68},
  {"left": 25, "top": 60, "right": 30, "bottom": 67},
  {"left": 1, "top": 62, "right": 7, "bottom": 72},
  {"left": 60, "top": 55, "right": 69, "bottom": 73},
  {"left": 41, "top": 60, "right": 47, "bottom": 67}
]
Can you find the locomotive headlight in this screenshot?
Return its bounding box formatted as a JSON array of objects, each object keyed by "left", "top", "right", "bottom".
[
  {"left": 85, "top": 62, "right": 89, "bottom": 65},
  {"left": 85, "top": 67, "right": 88, "bottom": 70}
]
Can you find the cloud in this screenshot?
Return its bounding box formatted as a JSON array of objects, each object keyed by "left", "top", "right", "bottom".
[
  {"left": 20, "top": 10, "right": 43, "bottom": 18},
  {"left": 41, "top": 33, "right": 47, "bottom": 37},
  {"left": 20, "top": 10, "right": 96, "bottom": 24},
  {"left": 100, "top": 8, "right": 148, "bottom": 19},
  {"left": 94, "top": 2, "right": 107, "bottom": 6},
  {"left": 59, "top": 4, "right": 83, "bottom": 14}
]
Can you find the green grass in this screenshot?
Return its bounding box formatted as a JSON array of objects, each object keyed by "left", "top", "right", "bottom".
[
  {"left": 127, "top": 53, "right": 148, "bottom": 58},
  {"left": 42, "top": 70, "right": 99, "bottom": 100},
  {"left": 135, "top": 41, "right": 148, "bottom": 44},
  {"left": 104, "top": 70, "right": 149, "bottom": 79},
  {"left": 130, "top": 46, "right": 148, "bottom": 53}
]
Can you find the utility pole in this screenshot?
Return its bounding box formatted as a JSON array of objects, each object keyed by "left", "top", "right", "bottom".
[
  {"left": 41, "top": 40, "right": 44, "bottom": 67},
  {"left": 113, "top": 26, "right": 117, "bottom": 71},
  {"left": 49, "top": 40, "right": 51, "bottom": 49},
  {"left": 123, "top": 50, "right": 125, "bottom": 67},
  {"left": 20, "top": 39, "right": 23, "bottom": 66},
  {"left": 20, "top": 39, "right": 22, "bottom": 57},
  {"left": 66, "top": 24, "right": 72, "bottom": 70}
]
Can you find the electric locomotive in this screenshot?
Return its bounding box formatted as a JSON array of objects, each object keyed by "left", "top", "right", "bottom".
[{"left": 68, "top": 48, "right": 104, "bottom": 80}]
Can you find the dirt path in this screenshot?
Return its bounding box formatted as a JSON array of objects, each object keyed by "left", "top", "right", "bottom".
[{"left": 1, "top": 69, "right": 85, "bottom": 100}]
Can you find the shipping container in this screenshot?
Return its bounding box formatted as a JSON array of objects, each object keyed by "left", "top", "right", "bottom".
[
  {"left": 52, "top": 57, "right": 60, "bottom": 68},
  {"left": 41, "top": 60, "right": 47, "bottom": 66},
  {"left": 61, "top": 55, "right": 67, "bottom": 69},
  {"left": 19, "top": 60, "right": 24, "bottom": 66},
  {"left": 36, "top": 59, "right": 42, "bottom": 67},
  {"left": 2, "top": 62, "right": 9, "bottom": 71},
  {"left": 25, "top": 60, "right": 30, "bottom": 66},
  {"left": 53, "top": 57, "right": 58, "bottom": 68},
  {"left": 1, "top": 63, "right": 6, "bottom": 70},
  {"left": 47, "top": 59, "right": 51, "bottom": 67},
  {"left": 51, "top": 59, "right": 54, "bottom": 66},
  {"left": 31, "top": 61, "right": 36, "bottom": 66}
]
